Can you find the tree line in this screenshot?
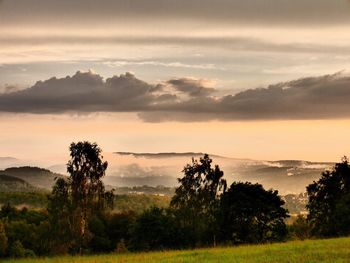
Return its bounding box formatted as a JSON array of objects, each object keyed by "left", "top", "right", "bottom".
[{"left": 0, "top": 141, "right": 349, "bottom": 258}]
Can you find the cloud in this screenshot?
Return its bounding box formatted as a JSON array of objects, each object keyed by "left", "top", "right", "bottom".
[
  {"left": 0, "top": 71, "right": 161, "bottom": 113},
  {"left": 2, "top": 0, "right": 350, "bottom": 26},
  {"left": 160, "top": 78, "right": 217, "bottom": 97},
  {"left": 1, "top": 85, "right": 19, "bottom": 94},
  {"left": 103, "top": 60, "right": 219, "bottom": 70},
  {"left": 1, "top": 70, "right": 350, "bottom": 122},
  {"left": 3, "top": 35, "right": 350, "bottom": 56}
]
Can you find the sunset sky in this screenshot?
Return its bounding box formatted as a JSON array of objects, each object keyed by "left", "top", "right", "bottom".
[{"left": 1, "top": 0, "right": 350, "bottom": 163}]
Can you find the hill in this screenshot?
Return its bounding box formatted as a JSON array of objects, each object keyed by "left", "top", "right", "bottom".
[
  {"left": 109, "top": 152, "right": 333, "bottom": 194},
  {"left": 2, "top": 237, "right": 349, "bottom": 263},
  {"left": 0, "top": 166, "right": 64, "bottom": 190},
  {"left": 115, "top": 152, "right": 226, "bottom": 159},
  {"left": 0, "top": 154, "right": 334, "bottom": 194},
  {"left": 0, "top": 174, "right": 37, "bottom": 192}
]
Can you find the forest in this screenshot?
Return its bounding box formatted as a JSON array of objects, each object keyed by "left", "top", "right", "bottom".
[{"left": 0, "top": 141, "right": 349, "bottom": 258}]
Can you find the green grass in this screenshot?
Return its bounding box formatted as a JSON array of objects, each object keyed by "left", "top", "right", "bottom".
[{"left": 4, "top": 237, "right": 350, "bottom": 263}]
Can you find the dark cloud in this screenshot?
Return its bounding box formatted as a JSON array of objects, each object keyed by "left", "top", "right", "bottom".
[
  {"left": 162, "top": 78, "right": 216, "bottom": 97},
  {"left": 0, "top": 71, "right": 158, "bottom": 113},
  {"left": 141, "top": 72, "right": 350, "bottom": 122},
  {"left": 1, "top": 71, "right": 350, "bottom": 122}
]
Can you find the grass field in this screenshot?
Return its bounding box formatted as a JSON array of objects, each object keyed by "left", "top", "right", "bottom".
[{"left": 4, "top": 237, "right": 350, "bottom": 263}]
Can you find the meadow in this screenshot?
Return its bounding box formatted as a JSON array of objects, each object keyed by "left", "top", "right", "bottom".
[{"left": 4, "top": 237, "right": 350, "bottom": 263}]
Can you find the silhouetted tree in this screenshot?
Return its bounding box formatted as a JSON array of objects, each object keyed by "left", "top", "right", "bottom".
[
  {"left": 48, "top": 141, "right": 114, "bottom": 254},
  {"left": 307, "top": 157, "right": 350, "bottom": 237},
  {"left": 170, "top": 154, "right": 227, "bottom": 246},
  {"left": 218, "top": 182, "right": 288, "bottom": 244}
]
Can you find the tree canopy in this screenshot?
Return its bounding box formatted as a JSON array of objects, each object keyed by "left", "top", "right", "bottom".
[
  {"left": 218, "top": 182, "right": 288, "bottom": 244},
  {"left": 170, "top": 154, "right": 227, "bottom": 246},
  {"left": 307, "top": 157, "right": 350, "bottom": 237}
]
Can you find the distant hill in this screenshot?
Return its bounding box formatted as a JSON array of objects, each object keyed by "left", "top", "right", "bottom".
[
  {"left": 115, "top": 152, "right": 226, "bottom": 159},
  {"left": 110, "top": 152, "right": 334, "bottom": 194},
  {"left": 0, "top": 166, "right": 64, "bottom": 190},
  {"left": 0, "top": 174, "right": 38, "bottom": 192},
  {"left": 0, "top": 153, "right": 335, "bottom": 194}
]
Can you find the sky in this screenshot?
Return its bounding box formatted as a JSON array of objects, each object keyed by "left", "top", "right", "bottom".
[{"left": 1, "top": 0, "right": 350, "bottom": 163}]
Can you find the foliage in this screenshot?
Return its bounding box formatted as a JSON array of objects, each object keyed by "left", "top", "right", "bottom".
[
  {"left": 113, "top": 194, "right": 170, "bottom": 214},
  {"left": 8, "top": 240, "right": 35, "bottom": 258},
  {"left": 218, "top": 182, "right": 288, "bottom": 244},
  {"left": 106, "top": 211, "right": 136, "bottom": 250},
  {"left": 0, "top": 192, "right": 170, "bottom": 213},
  {"left": 115, "top": 239, "right": 128, "bottom": 253},
  {"left": 0, "top": 221, "right": 8, "bottom": 256},
  {"left": 307, "top": 157, "right": 350, "bottom": 237},
  {"left": 170, "top": 154, "right": 227, "bottom": 246},
  {"left": 47, "top": 141, "right": 114, "bottom": 254},
  {"left": 9, "top": 241, "right": 26, "bottom": 258},
  {"left": 47, "top": 178, "right": 74, "bottom": 254},
  {"left": 0, "top": 192, "right": 48, "bottom": 208},
  {"left": 3, "top": 150, "right": 338, "bottom": 259},
  {"left": 130, "top": 207, "right": 181, "bottom": 251}
]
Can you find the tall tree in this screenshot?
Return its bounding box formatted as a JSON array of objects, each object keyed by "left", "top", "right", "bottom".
[
  {"left": 307, "top": 157, "right": 350, "bottom": 237},
  {"left": 170, "top": 154, "right": 227, "bottom": 246},
  {"left": 48, "top": 141, "right": 114, "bottom": 254}
]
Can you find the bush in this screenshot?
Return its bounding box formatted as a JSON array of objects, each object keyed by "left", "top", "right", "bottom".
[
  {"left": 9, "top": 240, "right": 26, "bottom": 258},
  {"left": 116, "top": 239, "right": 128, "bottom": 253},
  {"left": 289, "top": 215, "right": 311, "bottom": 240}
]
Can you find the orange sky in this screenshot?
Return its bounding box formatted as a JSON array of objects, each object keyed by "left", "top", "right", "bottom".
[{"left": 1, "top": 113, "right": 349, "bottom": 163}]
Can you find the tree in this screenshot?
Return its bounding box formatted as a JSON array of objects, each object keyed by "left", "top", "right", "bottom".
[
  {"left": 47, "top": 178, "right": 73, "bottom": 254},
  {"left": 130, "top": 207, "right": 180, "bottom": 251},
  {"left": 307, "top": 157, "right": 350, "bottom": 237},
  {"left": 218, "top": 182, "right": 288, "bottom": 244},
  {"left": 170, "top": 154, "right": 227, "bottom": 246},
  {"left": 48, "top": 141, "right": 114, "bottom": 254},
  {"left": 107, "top": 211, "right": 136, "bottom": 250},
  {"left": 0, "top": 221, "right": 7, "bottom": 257}
]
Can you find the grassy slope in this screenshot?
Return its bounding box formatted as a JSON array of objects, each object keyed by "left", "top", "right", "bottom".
[{"left": 4, "top": 237, "right": 350, "bottom": 263}]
